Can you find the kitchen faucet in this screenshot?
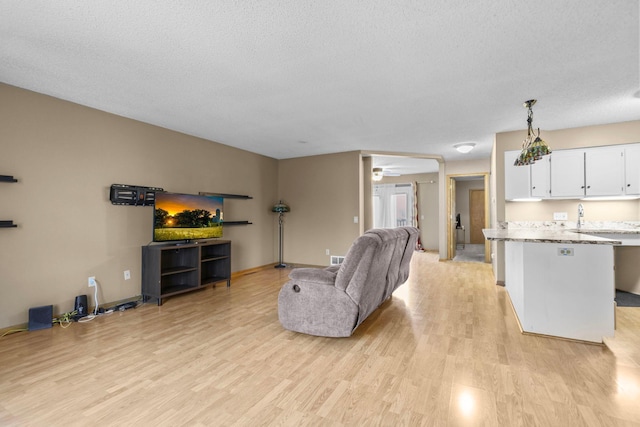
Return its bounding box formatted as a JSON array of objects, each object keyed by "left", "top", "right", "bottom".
[{"left": 577, "top": 203, "right": 584, "bottom": 230}]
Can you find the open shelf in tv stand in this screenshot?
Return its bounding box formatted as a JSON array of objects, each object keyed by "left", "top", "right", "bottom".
[{"left": 141, "top": 239, "right": 231, "bottom": 306}]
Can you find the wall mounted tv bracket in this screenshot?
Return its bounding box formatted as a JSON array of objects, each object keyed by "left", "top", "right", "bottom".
[{"left": 110, "top": 184, "right": 164, "bottom": 206}]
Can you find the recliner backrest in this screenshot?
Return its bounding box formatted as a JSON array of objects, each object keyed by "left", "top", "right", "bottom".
[
  {"left": 396, "top": 226, "right": 419, "bottom": 287},
  {"left": 364, "top": 228, "right": 409, "bottom": 301},
  {"left": 334, "top": 233, "right": 380, "bottom": 292},
  {"left": 335, "top": 232, "right": 393, "bottom": 326}
]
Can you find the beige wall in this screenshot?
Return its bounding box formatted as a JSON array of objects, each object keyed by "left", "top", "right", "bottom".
[
  {"left": 362, "top": 156, "right": 373, "bottom": 232},
  {"left": 278, "top": 151, "right": 362, "bottom": 266},
  {"left": 418, "top": 175, "right": 440, "bottom": 250},
  {"left": 506, "top": 199, "right": 639, "bottom": 222},
  {"left": 0, "top": 83, "right": 278, "bottom": 328},
  {"left": 445, "top": 158, "right": 491, "bottom": 176},
  {"left": 491, "top": 119, "right": 640, "bottom": 283}
]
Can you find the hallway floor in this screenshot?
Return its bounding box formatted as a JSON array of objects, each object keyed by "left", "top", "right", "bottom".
[{"left": 453, "top": 243, "right": 486, "bottom": 263}]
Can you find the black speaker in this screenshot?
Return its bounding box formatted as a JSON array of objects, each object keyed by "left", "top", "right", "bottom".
[
  {"left": 28, "top": 305, "right": 53, "bottom": 331},
  {"left": 74, "top": 295, "right": 88, "bottom": 318}
]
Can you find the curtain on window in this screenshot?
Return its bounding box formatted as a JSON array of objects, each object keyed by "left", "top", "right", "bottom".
[{"left": 373, "top": 183, "right": 416, "bottom": 229}]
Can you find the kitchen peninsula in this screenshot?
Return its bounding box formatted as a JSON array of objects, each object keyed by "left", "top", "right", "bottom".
[{"left": 484, "top": 228, "right": 621, "bottom": 343}]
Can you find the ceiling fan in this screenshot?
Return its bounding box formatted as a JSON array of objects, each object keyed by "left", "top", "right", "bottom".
[{"left": 372, "top": 167, "right": 401, "bottom": 181}]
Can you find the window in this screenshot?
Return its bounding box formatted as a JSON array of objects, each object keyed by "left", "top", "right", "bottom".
[{"left": 373, "top": 183, "right": 414, "bottom": 229}]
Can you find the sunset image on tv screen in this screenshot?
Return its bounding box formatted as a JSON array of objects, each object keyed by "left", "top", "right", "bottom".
[{"left": 153, "top": 192, "right": 223, "bottom": 241}]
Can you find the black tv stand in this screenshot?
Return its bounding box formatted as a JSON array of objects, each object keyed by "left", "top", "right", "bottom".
[{"left": 141, "top": 240, "right": 231, "bottom": 305}]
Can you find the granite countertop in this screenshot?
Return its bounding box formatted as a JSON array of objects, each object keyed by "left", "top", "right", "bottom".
[
  {"left": 574, "top": 228, "right": 640, "bottom": 234},
  {"left": 482, "top": 228, "right": 622, "bottom": 245},
  {"left": 501, "top": 221, "right": 640, "bottom": 234}
]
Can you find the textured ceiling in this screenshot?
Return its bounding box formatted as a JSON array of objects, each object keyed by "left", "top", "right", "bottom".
[{"left": 1, "top": 1, "right": 639, "bottom": 171}]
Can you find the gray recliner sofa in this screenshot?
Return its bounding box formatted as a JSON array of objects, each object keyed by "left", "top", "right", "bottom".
[{"left": 277, "top": 226, "right": 419, "bottom": 337}]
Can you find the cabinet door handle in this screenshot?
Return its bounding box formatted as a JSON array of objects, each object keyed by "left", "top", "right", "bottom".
[
  {"left": 587, "top": 185, "right": 591, "bottom": 189},
  {"left": 628, "top": 184, "right": 631, "bottom": 187}
]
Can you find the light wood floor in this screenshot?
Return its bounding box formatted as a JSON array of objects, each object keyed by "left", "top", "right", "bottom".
[{"left": 1, "top": 252, "right": 640, "bottom": 426}]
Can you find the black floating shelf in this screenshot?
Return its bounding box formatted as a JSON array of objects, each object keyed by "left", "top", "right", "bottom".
[
  {"left": 198, "top": 193, "right": 252, "bottom": 225},
  {"left": 0, "top": 175, "right": 18, "bottom": 183},
  {"left": 199, "top": 192, "right": 253, "bottom": 199},
  {"left": 224, "top": 221, "right": 253, "bottom": 226},
  {"left": 0, "top": 220, "right": 17, "bottom": 228}
]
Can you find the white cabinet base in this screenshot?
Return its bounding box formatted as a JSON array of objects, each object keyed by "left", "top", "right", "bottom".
[{"left": 505, "top": 241, "right": 615, "bottom": 343}]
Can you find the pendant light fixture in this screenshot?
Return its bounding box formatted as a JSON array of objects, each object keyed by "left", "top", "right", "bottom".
[{"left": 514, "top": 99, "right": 551, "bottom": 166}]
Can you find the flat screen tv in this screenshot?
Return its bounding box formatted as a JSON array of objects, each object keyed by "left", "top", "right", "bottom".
[{"left": 153, "top": 192, "right": 223, "bottom": 242}]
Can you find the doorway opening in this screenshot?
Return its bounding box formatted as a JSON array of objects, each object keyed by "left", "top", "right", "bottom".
[
  {"left": 366, "top": 155, "right": 441, "bottom": 254},
  {"left": 447, "top": 173, "right": 490, "bottom": 263}
]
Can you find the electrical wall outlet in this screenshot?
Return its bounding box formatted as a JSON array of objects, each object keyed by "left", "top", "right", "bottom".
[
  {"left": 124, "top": 270, "right": 131, "bottom": 280},
  {"left": 553, "top": 212, "right": 568, "bottom": 220},
  {"left": 88, "top": 276, "right": 96, "bottom": 287},
  {"left": 325, "top": 249, "right": 330, "bottom": 255}
]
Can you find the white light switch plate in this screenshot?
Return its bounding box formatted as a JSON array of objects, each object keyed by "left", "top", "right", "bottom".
[{"left": 553, "top": 212, "right": 568, "bottom": 220}]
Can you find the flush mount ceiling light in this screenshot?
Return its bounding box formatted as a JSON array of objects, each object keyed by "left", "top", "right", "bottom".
[
  {"left": 454, "top": 143, "right": 475, "bottom": 153},
  {"left": 514, "top": 99, "right": 551, "bottom": 166},
  {"left": 372, "top": 167, "right": 384, "bottom": 181}
]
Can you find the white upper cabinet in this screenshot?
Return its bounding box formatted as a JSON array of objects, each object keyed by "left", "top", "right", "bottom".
[
  {"left": 530, "top": 156, "right": 550, "bottom": 198},
  {"left": 506, "top": 143, "right": 638, "bottom": 202},
  {"left": 584, "top": 146, "right": 624, "bottom": 197},
  {"left": 505, "top": 150, "right": 532, "bottom": 200},
  {"left": 550, "top": 150, "right": 585, "bottom": 198},
  {"left": 624, "top": 144, "right": 640, "bottom": 195}
]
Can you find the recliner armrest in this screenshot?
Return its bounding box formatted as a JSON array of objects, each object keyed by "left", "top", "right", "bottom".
[
  {"left": 289, "top": 268, "right": 337, "bottom": 285},
  {"left": 324, "top": 265, "right": 341, "bottom": 274}
]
